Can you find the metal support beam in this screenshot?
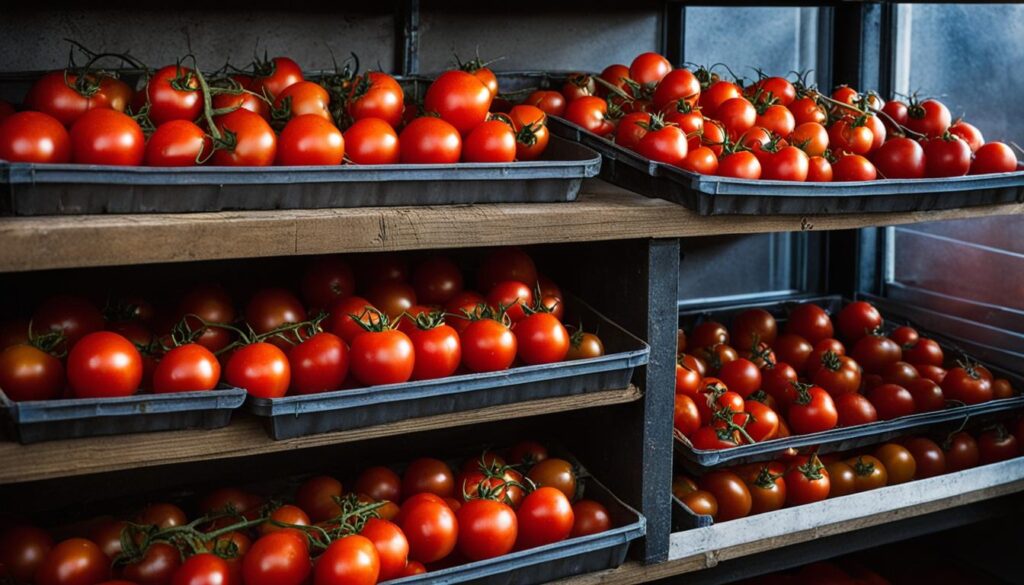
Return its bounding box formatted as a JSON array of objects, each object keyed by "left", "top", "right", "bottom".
[
  {"left": 663, "top": 2, "right": 685, "bottom": 67},
  {"left": 395, "top": 0, "right": 420, "bottom": 75}
]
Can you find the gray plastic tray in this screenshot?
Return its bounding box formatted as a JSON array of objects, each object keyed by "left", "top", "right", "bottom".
[
  {"left": 247, "top": 295, "right": 649, "bottom": 440},
  {"left": 674, "top": 294, "right": 1024, "bottom": 469},
  {"left": 0, "top": 385, "right": 247, "bottom": 444}
]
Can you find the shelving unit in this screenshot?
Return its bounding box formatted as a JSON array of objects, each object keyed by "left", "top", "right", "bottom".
[{"left": 2, "top": 1, "right": 1023, "bottom": 583}]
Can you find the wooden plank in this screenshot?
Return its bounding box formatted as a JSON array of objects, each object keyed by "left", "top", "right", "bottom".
[
  {"left": 1, "top": 180, "right": 1021, "bottom": 272},
  {"left": 0, "top": 385, "right": 640, "bottom": 484}
]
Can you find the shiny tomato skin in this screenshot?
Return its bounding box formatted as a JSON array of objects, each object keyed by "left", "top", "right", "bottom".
[
  {"left": 635, "top": 125, "right": 688, "bottom": 166},
  {"left": 836, "top": 301, "right": 882, "bottom": 343},
  {"left": 463, "top": 119, "right": 516, "bottom": 163},
  {"left": 170, "top": 553, "right": 231, "bottom": 585},
  {"left": 300, "top": 255, "right": 355, "bottom": 310},
  {"left": 790, "top": 96, "right": 827, "bottom": 126},
  {"left": 742, "top": 400, "right": 780, "bottom": 442},
  {"left": 152, "top": 343, "right": 220, "bottom": 394},
  {"left": 35, "top": 538, "right": 110, "bottom": 585},
  {"left": 343, "top": 118, "right": 400, "bottom": 165},
  {"left": 459, "top": 318, "right": 517, "bottom": 373},
  {"left": 32, "top": 295, "right": 105, "bottom": 349},
  {"left": 787, "top": 385, "right": 838, "bottom": 434},
  {"left": 287, "top": 332, "right": 348, "bottom": 394},
  {"left": 424, "top": 71, "right": 492, "bottom": 134},
  {"left": 717, "top": 150, "right": 761, "bottom": 179},
  {"left": 255, "top": 57, "right": 304, "bottom": 99},
  {"left": 0, "top": 111, "right": 72, "bottom": 163},
  {"left": 402, "top": 457, "right": 455, "bottom": 499},
  {"left": 66, "top": 331, "right": 142, "bottom": 398},
  {"left": 906, "top": 99, "right": 951, "bottom": 137},
  {"left": 761, "top": 146, "right": 809, "bottom": 182},
  {"left": 347, "top": 72, "right": 404, "bottom": 128},
  {"left": 400, "top": 499, "right": 458, "bottom": 563},
  {"left": 349, "top": 329, "right": 414, "bottom": 386},
  {"left": 0, "top": 344, "right": 65, "bottom": 401},
  {"left": 970, "top": 142, "right": 1018, "bottom": 174},
  {"left": 400, "top": 117, "right": 462, "bottom": 164},
  {"left": 902, "top": 437, "right": 946, "bottom": 478},
  {"left": 276, "top": 114, "right": 344, "bottom": 166},
  {"left": 674, "top": 394, "right": 701, "bottom": 437},
  {"left": 145, "top": 120, "right": 209, "bottom": 167},
  {"left": 941, "top": 367, "right": 993, "bottom": 405},
  {"left": 524, "top": 90, "right": 566, "bottom": 117},
  {"left": 225, "top": 342, "right": 290, "bottom": 398},
  {"left": 851, "top": 335, "right": 902, "bottom": 374},
  {"left": 832, "top": 154, "right": 877, "bottom": 181},
  {"left": 242, "top": 531, "right": 311, "bottom": 585},
  {"left": 905, "top": 377, "right": 945, "bottom": 412},
  {"left": 211, "top": 109, "right": 277, "bottom": 166},
  {"left": 653, "top": 68, "right": 700, "bottom": 110},
  {"left": 513, "top": 312, "right": 569, "bottom": 365},
  {"left": 274, "top": 80, "right": 330, "bottom": 121},
  {"left": 0, "top": 525, "right": 53, "bottom": 583},
  {"left": 570, "top": 500, "right": 611, "bottom": 537},
  {"left": 977, "top": 427, "right": 1019, "bottom": 464},
  {"left": 903, "top": 338, "right": 944, "bottom": 368},
  {"left": 699, "top": 471, "right": 752, "bottom": 521},
  {"left": 868, "top": 383, "right": 916, "bottom": 420},
  {"left": 874, "top": 443, "right": 916, "bottom": 484},
  {"left": 699, "top": 81, "right": 742, "bottom": 119},
  {"left": 120, "top": 541, "right": 180, "bottom": 585},
  {"left": 717, "top": 358, "right": 762, "bottom": 398},
  {"left": 515, "top": 487, "right": 574, "bottom": 549},
  {"left": 786, "top": 304, "right": 833, "bottom": 345},
  {"left": 408, "top": 322, "right": 460, "bottom": 381},
  {"left": 806, "top": 155, "right": 833, "bottom": 181},
  {"left": 944, "top": 431, "right": 980, "bottom": 472},
  {"left": 629, "top": 52, "right": 672, "bottom": 86},
  {"left": 70, "top": 109, "right": 145, "bottom": 166},
  {"left": 923, "top": 135, "right": 971, "bottom": 178},
  {"left": 784, "top": 459, "right": 830, "bottom": 505},
  {"left": 146, "top": 65, "right": 202, "bottom": 126},
  {"left": 949, "top": 120, "right": 984, "bottom": 152},
  {"left": 716, "top": 97, "right": 757, "bottom": 140},
  {"left": 486, "top": 280, "right": 533, "bottom": 323},
  {"left": 325, "top": 296, "right": 380, "bottom": 345},
  {"left": 456, "top": 499, "right": 517, "bottom": 561},
  {"left": 834, "top": 392, "right": 878, "bottom": 427},
  {"left": 563, "top": 96, "right": 613, "bottom": 136},
  {"left": 25, "top": 71, "right": 108, "bottom": 126},
  {"left": 871, "top": 137, "right": 925, "bottom": 179},
  {"left": 313, "top": 534, "right": 379, "bottom": 585},
  {"left": 295, "top": 475, "right": 343, "bottom": 522},
  {"left": 359, "top": 519, "right": 407, "bottom": 582}
]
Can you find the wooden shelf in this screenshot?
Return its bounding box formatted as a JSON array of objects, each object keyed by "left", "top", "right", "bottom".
[
  {"left": 557, "top": 458, "right": 1024, "bottom": 584},
  {"left": 2, "top": 180, "right": 1021, "bottom": 272},
  {"left": 0, "top": 385, "right": 640, "bottom": 484}
]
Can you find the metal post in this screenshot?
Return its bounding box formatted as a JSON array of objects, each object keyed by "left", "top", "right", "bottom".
[
  {"left": 395, "top": 0, "right": 420, "bottom": 76},
  {"left": 663, "top": 2, "right": 686, "bottom": 67}
]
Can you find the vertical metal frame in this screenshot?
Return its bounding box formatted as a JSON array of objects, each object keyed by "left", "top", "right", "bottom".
[
  {"left": 395, "top": 0, "right": 420, "bottom": 75},
  {"left": 663, "top": 2, "right": 686, "bottom": 66}
]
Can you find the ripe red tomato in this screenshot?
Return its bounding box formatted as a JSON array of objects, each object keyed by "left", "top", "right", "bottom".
[
  {"left": 349, "top": 327, "right": 414, "bottom": 386},
  {"left": 902, "top": 437, "right": 946, "bottom": 478},
  {"left": 404, "top": 317, "right": 458, "bottom": 380},
  {"left": 476, "top": 247, "right": 538, "bottom": 292},
  {"left": 836, "top": 301, "right": 882, "bottom": 343},
  {"left": 70, "top": 109, "right": 144, "bottom": 166},
  {"left": 636, "top": 124, "right": 689, "bottom": 166},
  {"left": 674, "top": 394, "right": 701, "bottom": 437},
  {"left": 0, "top": 525, "right": 53, "bottom": 583},
  {"left": 0, "top": 111, "right": 72, "bottom": 163},
  {"left": 904, "top": 378, "right": 945, "bottom": 412},
  {"left": 561, "top": 73, "right": 596, "bottom": 101},
  {"left": 35, "top": 538, "right": 110, "bottom": 585},
  {"left": 212, "top": 75, "right": 270, "bottom": 120},
  {"left": 527, "top": 458, "right": 577, "bottom": 501},
  {"left": 145, "top": 65, "right": 202, "bottom": 125},
  {"left": 903, "top": 338, "right": 944, "bottom": 367},
  {"left": 949, "top": 120, "right": 984, "bottom": 152},
  {"left": 402, "top": 457, "right": 455, "bottom": 499},
  {"left": 31, "top": 295, "right": 104, "bottom": 350},
  {"left": 699, "top": 81, "right": 742, "bottom": 119},
  {"left": 507, "top": 105, "right": 550, "bottom": 161},
  {"left": 524, "top": 90, "right": 566, "bottom": 117},
  {"left": 459, "top": 317, "right": 517, "bottom": 373},
  {"left": 882, "top": 100, "right": 909, "bottom": 127},
  {"left": 944, "top": 431, "right": 980, "bottom": 472},
  {"left": 806, "top": 155, "right": 833, "bottom": 181},
  {"left": 851, "top": 335, "right": 902, "bottom": 374},
  {"left": 870, "top": 137, "right": 925, "bottom": 179},
  {"left": 354, "top": 466, "right": 401, "bottom": 503},
  {"left": 742, "top": 400, "right": 780, "bottom": 442},
  {"left": 832, "top": 154, "right": 877, "bottom": 181},
  {"left": 66, "top": 331, "right": 142, "bottom": 398},
  {"left": 699, "top": 470, "right": 752, "bottom": 521},
  {"left": 789, "top": 122, "right": 829, "bottom": 158},
  {"left": 923, "top": 135, "right": 972, "bottom": 178},
  {"left": 970, "top": 142, "right": 1018, "bottom": 174},
  {"left": 653, "top": 69, "right": 700, "bottom": 110},
  {"left": 834, "top": 392, "right": 878, "bottom": 427},
  {"left": 677, "top": 145, "right": 718, "bottom": 174},
  {"left": 941, "top": 366, "right": 993, "bottom": 405},
  {"left": 463, "top": 119, "right": 516, "bottom": 163},
  {"left": 787, "top": 383, "right": 838, "bottom": 434},
  {"left": 424, "top": 71, "right": 492, "bottom": 134},
  {"left": 341, "top": 118, "right": 399, "bottom": 165},
  {"left": 882, "top": 360, "right": 919, "bottom": 386},
  {"left": 120, "top": 541, "right": 180, "bottom": 584},
  {"left": 286, "top": 332, "right": 348, "bottom": 394},
  {"left": 846, "top": 454, "right": 888, "bottom": 492},
  {"left": 890, "top": 326, "right": 919, "bottom": 347},
  {"left": 276, "top": 115, "right": 344, "bottom": 166},
  {"left": 312, "top": 534, "right": 379, "bottom": 585},
  {"left": 152, "top": 343, "right": 220, "bottom": 394},
  {"left": 25, "top": 71, "right": 113, "bottom": 126},
  {"left": 790, "top": 96, "right": 827, "bottom": 125},
  {"left": 399, "top": 117, "right": 462, "bottom": 164},
  {"left": 359, "top": 519, "right": 407, "bottom": 582},
  {"left": 145, "top": 120, "right": 209, "bottom": 167},
  {"left": 243, "top": 531, "right": 311, "bottom": 585},
  {"left": 812, "top": 353, "right": 861, "bottom": 396},
  {"left": 516, "top": 487, "right": 574, "bottom": 549},
  {"left": 773, "top": 335, "right": 813, "bottom": 374},
  {"left": 756, "top": 104, "right": 795, "bottom": 138},
  {"left": 260, "top": 504, "right": 310, "bottom": 535},
  {"left": 295, "top": 475, "right": 343, "bottom": 522},
  {"left": 716, "top": 97, "right": 757, "bottom": 140},
  {"left": 786, "top": 303, "right": 833, "bottom": 345},
  {"left": 868, "top": 383, "right": 916, "bottom": 420},
  {"left": 400, "top": 499, "right": 458, "bottom": 563},
  {"left": 761, "top": 145, "right": 809, "bottom": 181},
  {"left": 325, "top": 296, "right": 380, "bottom": 344},
  {"left": 254, "top": 56, "right": 304, "bottom": 99},
  {"left": 717, "top": 358, "right": 761, "bottom": 398},
  {"left": 564, "top": 96, "right": 614, "bottom": 136},
  {"left": 717, "top": 150, "right": 761, "bottom": 179},
  {"left": 570, "top": 500, "right": 611, "bottom": 537},
  {"left": 784, "top": 457, "right": 830, "bottom": 505},
  {"left": 906, "top": 99, "right": 951, "bottom": 137},
  {"left": 875, "top": 443, "right": 916, "bottom": 484},
  {"left": 170, "top": 553, "right": 231, "bottom": 585},
  {"left": 246, "top": 288, "right": 307, "bottom": 347},
  {"left": 629, "top": 52, "right": 672, "bottom": 86},
  {"left": 689, "top": 425, "right": 741, "bottom": 450},
  {"left": 762, "top": 362, "right": 800, "bottom": 406},
  {"left": 346, "top": 72, "right": 404, "bottom": 128},
  {"left": 513, "top": 312, "right": 569, "bottom": 365},
  {"left": 864, "top": 114, "right": 887, "bottom": 151},
  {"left": 0, "top": 344, "right": 64, "bottom": 401},
  {"left": 829, "top": 118, "right": 873, "bottom": 155},
  {"left": 455, "top": 499, "right": 517, "bottom": 561},
  {"left": 225, "top": 342, "right": 290, "bottom": 398},
  {"left": 211, "top": 109, "right": 276, "bottom": 166},
  {"left": 977, "top": 426, "right": 1018, "bottom": 464}
]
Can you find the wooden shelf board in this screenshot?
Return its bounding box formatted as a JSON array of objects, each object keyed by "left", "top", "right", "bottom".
[
  {"left": 2, "top": 180, "right": 1021, "bottom": 272},
  {"left": 0, "top": 385, "right": 640, "bottom": 485}
]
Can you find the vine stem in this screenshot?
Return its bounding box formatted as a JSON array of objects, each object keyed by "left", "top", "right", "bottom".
[{"left": 809, "top": 90, "right": 927, "bottom": 141}]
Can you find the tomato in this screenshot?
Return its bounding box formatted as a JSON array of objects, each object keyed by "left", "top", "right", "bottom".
[
  {"left": 762, "top": 362, "right": 800, "bottom": 407},
  {"left": 679, "top": 490, "right": 718, "bottom": 517},
  {"left": 507, "top": 105, "right": 549, "bottom": 161},
  {"left": 485, "top": 280, "right": 532, "bottom": 323},
  {"left": 756, "top": 104, "right": 795, "bottom": 138},
  {"left": 866, "top": 383, "right": 915, "bottom": 420},
  {"left": 143, "top": 120, "right": 207, "bottom": 167},
  {"left": 850, "top": 335, "right": 901, "bottom": 374},
  {"left": 224, "top": 342, "right": 290, "bottom": 398},
  {"left": 700, "top": 119, "right": 727, "bottom": 157},
  {"left": 835, "top": 301, "right": 881, "bottom": 343},
  {"left": 832, "top": 154, "right": 877, "bottom": 181},
  {"left": 805, "top": 155, "right": 833, "bottom": 181},
  {"left": 863, "top": 114, "right": 887, "bottom": 152},
  {"left": 834, "top": 392, "right": 878, "bottom": 427},
  {"left": 560, "top": 500, "right": 611, "bottom": 540},
  {"left": 943, "top": 431, "right": 980, "bottom": 472},
  {"left": 614, "top": 112, "right": 649, "bottom": 150},
  {"left": 906, "top": 99, "right": 951, "bottom": 137},
  {"left": 784, "top": 456, "right": 830, "bottom": 505},
  {"left": 422, "top": 70, "right": 491, "bottom": 134},
  {"left": 0, "top": 111, "right": 72, "bottom": 163},
  {"left": 459, "top": 119, "right": 515, "bottom": 163},
  {"left": 476, "top": 247, "right": 537, "bottom": 292},
  {"left": 922, "top": 134, "right": 971, "bottom": 178},
  {"left": 459, "top": 317, "right": 517, "bottom": 373},
  {"left": 325, "top": 296, "right": 381, "bottom": 345},
  {"left": 212, "top": 75, "right": 270, "bottom": 120},
  {"left": 523, "top": 90, "right": 565, "bottom": 117},
  {"left": 990, "top": 378, "right": 1014, "bottom": 400},
  {"left": 672, "top": 475, "right": 698, "bottom": 499},
  {"left": 699, "top": 81, "right": 742, "bottom": 119},
  {"left": 812, "top": 353, "right": 861, "bottom": 396},
  {"left": 566, "top": 331, "right": 604, "bottom": 361},
  {"left": 902, "top": 377, "right": 944, "bottom": 413},
  {"left": 400, "top": 498, "right": 457, "bottom": 563},
  {"left": 882, "top": 100, "right": 909, "bottom": 127},
  {"left": 400, "top": 457, "right": 453, "bottom": 500},
  {"left": 68, "top": 109, "right": 144, "bottom": 166},
  {"left": 790, "top": 96, "right": 827, "bottom": 126},
  {"left": 786, "top": 303, "right": 833, "bottom": 345},
  {"left": 281, "top": 332, "right": 347, "bottom": 394},
  {"left": 0, "top": 343, "right": 65, "bottom": 401},
  {"left": 743, "top": 466, "right": 785, "bottom": 514},
  {"left": 349, "top": 327, "right": 414, "bottom": 386},
  {"left": 825, "top": 461, "right": 856, "bottom": 498},
  {"left": 637, "top": 124, "right": 689, "bottom": 165},
  {"left": 515, "top": 487, "right": 574, "bottom": 549},
  {"left": 346, "top": 72, "right": 404, "bottom": 128},
  {"left": 653, "top": 69, "right": 700, "bottom": 110},
  {"left": 134, "top": 502, "right": 186, "bottom": 530},
  {"left": 828, "top": 118, "right": 873, "bottom": 156},
  {"left": 348, "top": 520, "right": 404, "bottom": 584},
  {"left": 562, "top": 96, "right": 613, "bottom": 137},
  {"left": 400, "top": 116, "right": 462, "bottom": 163},
  {"left": 889, "top": 326, "right": 919, "bottom": 348},
  {"left": 717, "top": 150, "right": 761, "bottom": 179},
  {"left": 844, "top": 454, "right": 887, "bottom": 492},
  {"left": 715, "top": 97, "right": 756, "bottom": 140},
  {"left": 872, "top": 135, "right": 929, "bottom": 178},
  {"left": 789, "top": 122, "right": 828, "bottom": 157},
  {"left": 396, "top": 561, "right": 426, "bottom": 578},
  {"left": 251, "top": 56, "right": 303, "bottom": 99},
  {"left": 451, "top": 498, "right": 517, "bottom": 561},
  {"left": 274, "top": 114, "right": 344, "bottom": 166},
  {"left": 0, "top": 525, "right": 52, "bottom": 583},
  {"left": 946, "top": 120, "right": 983, "bottom": 152},
  {"left": 527, "top": 458, "right": 576, "bottom": 501},
  {"left": 243, "top": 531, "right": 311, "bottom": 585},
  {"left": 65, "top": 331, "right": 141, "bottom": 398},
  {"left": 772, "top": 337, "right": 813, "bottom": 377},
  {"left": 976, "top": 426, "right": 1017, "bottom": 464},
  {"left": 689, "top": 321, "right": 727, "bottom": 349},
  {"left": 25, "top": 71, "right": 117, "bottom": 126},
  {"left": 291, "top": 476, "right": 343, "bottom": 523},
  {"left": 178, "top": 284, "right": 236, "bottom": 353},
  {"left": 902, "top": 437, "right": 945, "bottom": 479},
  {"left": 699, "top": 471, "right": 751, "bottom": 521},
  {"left": 510, "top": 312, "right": 568, "bottom": 366},
  {"left": 689, "top": 425, "right": 740, "bottom": 450},
  {"left": 245, "top": 288, "right": 306, "bottom": 347},
  {"left": 717, "top": 358, "right": 761, "bottom": 398},
  {"left": 507, "top": 441, "right": 548, "bottom": 467},
  {"left": 903, "top": 338, "right": 944, "bottom": 367},
  {"left": 831, "top": 85, "right": 859, "bottom": 106},
  {"left": 119, "top": 541, "right": 179, "bottom": 585},
  {"left": 970, "top": 142, "right": 1018, "bottom": 174},
  {"left": 211, "top": 109, "right": 276, "bottom": 166},
  {"left": 143, "top": 65, "right": 202, "bottom": 126},
  {"left": 696, "top": 386, "right": 744, "bottom": 427},
  {"left": 170, "top": 553, "right": 231, "bottom": 585},
  {"left": 674, "top": 145, "right": 715, "bottom": 174},
  {"left": 941, "top": 366, "right": 993, "bottom": 405},
  {"left": 761, "top": 145, "right": 809, "bottom": 181},
  {"left": 874, "top": 443, "right": 916, "bottom": 484},
  {"left": 561, "top": 73, "right": 596, "bottom": 101},
  {"left": 787, "top": 383, "right": 838, "bottom": 434},
  {"left": 674, "top": 363, "right": 701, "bottom": 397},
  {"left": 629, "top": 52, "right": 672, "bottom": 86},
  {"left": 35, "top": 538, "right": 110, "bottom": 585},
  {"left": 311, "top": 534, "right": 379, "bottom": 585},
  {"left": 742, "top": 400, "right": 780, "bottom": 442},
  {"left": 152, "top": 343, "right": 220, "bottom": 394}
]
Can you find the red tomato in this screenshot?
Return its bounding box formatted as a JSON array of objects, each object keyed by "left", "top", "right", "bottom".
[
  {"left": 890, "top": 326, "right": 919, "bottom": 347},
  {"left": 836, "top": 301, "right": 882, "bottom": 343},
  {"left": 812, "top": 353, "right": 862, "bottom": 396},
  {"left": 941, "top": 366, "right": 993, "bottom": 405},
  {"left": 851, "top": 335, "right": 902, "bottom": 374},
  {"left": 516, "top": 487, "right": 574, "bottom": 549},
  {"left": 834, "top": 392, "right": 878, "bottom": 427},
  {"left": 524, "top": 90, "right": 566, "bottom": 117},
  {"left": 762, "top": 145, "right": 809, "bottom": 181},
  {"left": 786, "top": 303, "right": 833, "bottom": 345},
  {"left": 346, "top": 72, "right": 404, "bottom": 128},
  {"left": 717, "top": 150, "right": 761, "bottom": 179},
  {"left": 508, "top": 105, "right": 550, "bottom": 161},
  {"left": 773, "top": 335, "right": 814, "bottom": 374},
  {"left": 789, "top": 122, "right": 829, "bottom": 157},
  {"left": 977, "top": 426, "right": 1019, "bottom": 464},
  {"left": 32, "top": 295, "right": 103, "bottom": 350},
  {"left": 561, "top": 73, "right": 595, "bottom": 101},
  {"left": 742, "top": 400, "right": 780, "bottom": 442},
  {"left": 121, "top": 541, "right": 180, "bottom": 584},
  {"left": 689, "top": 425, "right": 741, "bottom": 450},
  {"left": 871, "top": 137, "right": 925, "bottom": 179},
  {"left": 678, "top": 145, "right": 719, "bottom": 174},
  {"left": 400, "top": 499, "right": 458, "bottom": 563},
  {"left": 355, "top": 466, "right": 401, "bottom": 502},
  {"left": 790, "top": 96, "right": 827, "bottom": 125},
  {"left": 902, "top": 437, "right": 946, "bottom": 478},
  {"left": 717, "top": 358, "right": 761, "bottom": 398},
  {"left": 212, "top": 74, "right": 270, "bottom": 120},
  {"left": 629, "top": 52, "right": 672, "bottom": 86},
  {"left": 476, "top": 247, "right": 538, "bottom": 292},
  {"left": 408, "top": 317, "right": 461, "bottom": 380},
  {"left": 145, "top": 65, "right": 202, "bottom": 125},
  {"left": 402, "top": 457, "right": 455, "bottom": 499},
  {"left": 882, "top": 100, "right": 909, "bottom": 127},
  {"left": 342, "top": 118, "right": 400, "bottom": 165},
  {"left": 784, "top": 457, "right": 830, "bottom": 505},
  {"left": 832, "top": 154, "right": 877, "bottom": 181},
  {"left": 326, "top": 296, "right": 380, "bottom": 344},
  {"left": 653, "top": 69, "right": 701, "bottom": 110},
  {"left": 400, "top": 117, "right": 462, "bottom": 164},
  {"left": 716, "top": 97, "right": 757, "bottom": 140},
  {"left": 456, "top": 499, "right": 517, "bottom": 560},
  {"left": 0, "top": 111, "right": 71, "bottom": 163},
  {"left": 35, "top": 538, "right": 110, "bottom": 585},
  {"left": 699, "top": 470, "right": 752, "bottom": 521},
  {"left": 944, "top": 431, "right": 980, "bottom": 472},
  {"left": 170, "top": 553, "right": 231, "bottom": 585},
  {"left": 253, "top": 56, "right": 303, "bottom": 99},
  {"left": 868, "top": 383, "right": 916, "bottom": 420},
  {"left": 903, "top": 338, "right": 944, "bottom": 367},
  {"left": 0, "top": 344, "right": 64, "bottom": 401},
  {"left": 864, "top": 114, "right": 887, "bottom": 151},
  {"left": 756, "top": 104, "right": 795, "bottom": 138},
  {"left": 296, "top": 475, "right": 343, "bottom": 522},
  {"left": 513, "top": 312, "right": 569, "bottom": 365},
  {"left": 970, "top": 142, "right": 1018, "bottom": 174},
  {"left": 906, "top": 99, "right": 951, "bottom": 137},
  {"left": 0, "top": 525, "right": 53, "bottom": 583},
  {"left": 829, "top": 118, "right": 873, "bottom": 155},
  {"left": 211, "top": 109, "right": 276, "bottom": 166},
  {"left": 699, "top": 81, "right": 742, "bottom": 119},
  {"left": 66, "top": 331, "right": 142, "bottom": 398},
  {"left": 922, "top": 135, "right": 971, "bottom": 178},
  {"left": 486, "top": 281, "right": 533, "bottom": 323},
  {"left": 636, "top": 124, "right": 689, "bottom": 166},
  {"left": 424, "top": 71, "right": 492, "bottom": 134},
  {"left": 300, "top": 255, "right": 355, "bottom": 310},
  {"left": 312, "top": 535, "right": 379, "bottom": 585},
  {"left": 459, "top": 318, "right": 517, "bottom": 372},
  {"left": 563, "top": 96, "right": 614, "bottom": 136},
  {"left": 242, "top": 531, "right": 311, "bottom": 585},
  {"left": 152, "top": 343, "right": 220, "bottom": 394},
  {"left": 225, "top": 342, "right": 291, "bottom": 398},
  {"left": 287, "top": 332, "right": 348, "bottom": 394},
  {"left": 360, "top": 519, "right": 408, "bottom": 582},
  {"left": 787, "top": 383, "right": 838, "bottom": 434},
  {"left": 948, "top": 120, "right": 984, "bottom": 152},
  {"left": 700, "top": 119, "right": 727, "bottom": 156},
  {"left": 904, "top": 378, "right": 945, "bottom": 412},
  {"left": 349, "top": 327, "right": 414, "bottom": 386},
  {"left": 276, "top": 115, "right": 344, "bottom": 166},
  {"left": 807, "top": 155, "right": 833, "bottom": 181},
  {"left": 570, "top": 500, "right": 611, "bottom": 537},
  {"left": 70, "top": 109, "right": 144, "bottom": 166},
  {"left": 674, "top": 394, "right": 701, "bottom": 437},
  {"left": 246, "top": 288, "right": 307, "bottom": 347},
  {"left": 762, "top": 362, "right": 800, "bottom": 406},
  {"left": 178, "top": 284, "right": 236, "bottom": 353},
  {"left": 25, "top": 71, "right": 117, "bottom": 126},
  {"left": 145, "top": 120, "right": 209, "bottom": 167},
  {"left": 463, "top": 119, "right": 516, "bottom": 163}
]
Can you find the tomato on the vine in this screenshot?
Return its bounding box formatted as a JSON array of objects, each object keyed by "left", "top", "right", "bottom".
[
  {"left": 784, "top": 456, "right": 830, "bottom": 505},
  {"left": 699, "top": 470, "right": 752, "bottom": 521},
  {"left": 70, "top": 109, "right": 145, "bottom": 166},
  {"left": 0, "top": 111, "right": 72, "bottom": 164},
  {"left": 145, "top": 65, "right": 202, "bottom": 126},
  {"left": 243, "top": 530, "right": 311, "bottom": 585},
  {"left": 923, "top": 134, "right": 972, "bottom": 178},
  {"left": 347, "top": 72, "right": 404, "bottom": 128},
  {"left": 313, "top": 534, "right": 379, "bottom": 585},
  {"left": 515, "top": 486, "right": 574, "bottom": 549},
  {"left": 564, "top": 96, "right": 614, "bottom": 137},
  {"left": 211, "top": 108, "right": 277, "bottom": 166},
  {"left": 906, "top": 99, "right": 951, "bottom": 137},
  {"left": 941, "top": 365, "right": 993, "bottom": 405},
  {"left": 225, "top": 342, "right": 291, "bottom": 398},
  {"left": 35, "top": 538, "right": 110, "bottom": 585},
  {"left": 787, "top": 382, "right": 838, "bottom": 434},
  {"left": 171, "top": 553, "right": 231, "bottom": 585},
  {"left": 152, "top": 343, "right": 220, "bottom": 394}
]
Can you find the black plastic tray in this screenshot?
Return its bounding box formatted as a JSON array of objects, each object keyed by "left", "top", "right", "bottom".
[
  {"left": 547, "top": 105, "right": 1024, "bottom": 216},
  {"left": 247, "top": 295, "right": 649, "bottom": 439},
  {"left": 673, "top": 294, "right": 1024, "bottom": 469},
  {"left": 0, "top": 385, "right": 247, "bottom": 444}
]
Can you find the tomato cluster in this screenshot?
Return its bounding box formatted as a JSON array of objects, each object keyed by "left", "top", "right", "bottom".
[
  {"left": 0, "top": 440, "right": 614, "bottom": 585},
  {"left": 0, "top": 49, "right": 550, "bottom": 167},
  {"left": 675, "top": 421, "right": 1023, "bottom": 522},
  {"left": 0, "top": 248, "right": 604, "bottom": 403},
  {"left": 541, "top": 53, "right": 1019, "bottom": 181},
  {"left": 674, "top": 300, "right": 1017, "bottom": 450}
]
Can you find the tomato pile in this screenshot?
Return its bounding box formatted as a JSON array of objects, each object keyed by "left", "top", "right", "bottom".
[
  {"left": 0, "top": 247, "right": 604, "bottom": 402},
  {"left": 675, "top": 420, "right": 1024, "bottom": 522},
  {"left": 0, "top": 47, "right": 550, "bottom": 167},
  {"left": 0, "top": 440, "right": 616, "bottom": 585},
  {"left": 674, "top": 300, "right": 1018, "bottom": 450},
  {"left": 535, "top": 52, "right": 1020, "bottom": 180}
]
